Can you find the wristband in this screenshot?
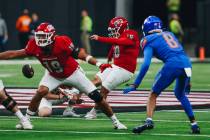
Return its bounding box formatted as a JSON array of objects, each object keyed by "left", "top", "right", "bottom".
[{"left": 85, "top": 55, "right": 93, "bottom": 62}]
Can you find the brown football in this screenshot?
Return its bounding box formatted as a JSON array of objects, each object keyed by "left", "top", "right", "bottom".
[{"left": 22, "top": 64, "right": 34, "bottom": 78}]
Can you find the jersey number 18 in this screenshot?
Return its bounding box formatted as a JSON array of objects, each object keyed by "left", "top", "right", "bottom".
[{"left": 43, "top": 60, "right": 63, "bottom": 73}]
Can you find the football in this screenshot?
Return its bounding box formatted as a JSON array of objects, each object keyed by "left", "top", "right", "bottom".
[{"left": 22, "top": 64, "right": 34, "bottom": 78}]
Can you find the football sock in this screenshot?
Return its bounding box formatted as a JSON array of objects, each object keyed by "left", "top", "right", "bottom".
[
  {"left": 146, "top": 117, "right": 153, "bottom": 121},
  {"left": 26, "top": 109, "right": 36, "bottom": 120},
  {"left": 110, "top": 114, "right": 118, "bottom": 123},
  {"left": 15, "top": 110, "right": 25, "bottom": 121},
  {"left": 191, "top": 122, "right": 197, "bottom": 126}
]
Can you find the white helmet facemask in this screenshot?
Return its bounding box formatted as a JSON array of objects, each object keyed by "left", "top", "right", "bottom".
[{"left": 35, "top": 31, "right": 54, "bottom": 47}]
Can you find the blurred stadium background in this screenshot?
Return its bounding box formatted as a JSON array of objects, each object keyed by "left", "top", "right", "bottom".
[
  {"left": 0, "top": 0, "right": 210, "bottom": 57},
  {"left": 0, "top": 0, "right": 210, "bottom": 140}
]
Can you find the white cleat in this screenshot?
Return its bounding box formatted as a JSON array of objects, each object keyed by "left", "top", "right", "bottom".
[
  {"left": 15, "top": 123, "right": 22, "bottom": 129},
  {"left": 63, "top": 108, "right": 80, "bottom": 117},
  {"left": 113, "top": 121, "right": 127, "bottom": 130},
  {"left": 84, "top": 110, "right": 97, "bottom": 119},
  {"left": 16, "top": 117, "right": 33, "bottom": 130}
]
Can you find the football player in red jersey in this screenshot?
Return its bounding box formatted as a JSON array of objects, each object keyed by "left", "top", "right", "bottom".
[
  {"left": 84, "top": 17, "right": 140, "bottom": 119},
  {"left": 0, "top": 23, "right": 127, "bottom": 129},
  {"left": 0, "top": 80, "right": 32, "bottom": 129}
]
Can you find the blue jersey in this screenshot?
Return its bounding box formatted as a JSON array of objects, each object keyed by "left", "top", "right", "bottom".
[
  {"left": 141, "top": 31, "right": 191, "bottom": 68},
  {"left": 133, "top": 31, "right": 191, "bottom": 87}
]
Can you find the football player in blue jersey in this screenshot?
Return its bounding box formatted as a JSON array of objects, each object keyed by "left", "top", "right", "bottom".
[{"left": 123, "top": 16, "right": 200, "bottom": 134}]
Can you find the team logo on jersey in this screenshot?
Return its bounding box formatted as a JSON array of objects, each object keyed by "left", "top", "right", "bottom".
[{"left": 140, "top": 38, "right": 147, "bottom": 49}]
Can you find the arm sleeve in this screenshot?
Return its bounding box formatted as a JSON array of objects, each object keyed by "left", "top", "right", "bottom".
[
  {"left": 134, "top": 46, "right": 153, "bottom": 87},
  {"left": 61, "top": 36, "right": 74, "bottom": 56},
  {"left": 24, "top": 40, "right": 34, "bottom": 56},
  {"left": 98, "top": 36, "right": 135, "bottom": 46}
]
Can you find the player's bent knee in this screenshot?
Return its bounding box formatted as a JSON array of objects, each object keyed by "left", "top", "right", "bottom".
[
  {"left": 38, "top": 107, "right": 52, "bottom": 117},
  {"left": 100, "top": 86, "right": 109, "bottom": 98},
  {"left": 37, "top": 86, "right": 49, "bottom": 97},
  {"left": 88, "top": 90, "right": 103, "bottom": 103},
  {"left": 2, "top": 94, "right": 17, "bottom": 111},
  {"left": 92, "top": 76, "right": 102, "bottom": 87}
]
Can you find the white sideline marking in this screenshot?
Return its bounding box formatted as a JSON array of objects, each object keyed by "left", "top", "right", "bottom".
[{"left": 0, "top": 129, "right": 209, "bottom": 138}]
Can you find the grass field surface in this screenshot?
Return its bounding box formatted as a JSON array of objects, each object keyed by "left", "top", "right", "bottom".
[
  {"left": 0, "top": 61, "right": 209, "bottom": 91},
  {"left": 0, "top": 110, "right": 209, "bottom": 140},
  {"left": 0, "top": 60, "right": 209, "bottom": 140}
]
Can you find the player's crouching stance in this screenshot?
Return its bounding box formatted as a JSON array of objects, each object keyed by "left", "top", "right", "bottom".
[
  {"left": 0, "top": 23, "right": 126, "bottom": 130},
  {"left": 84, "top": 17, "right": 140, "bottom": 120},
  {"left": 124, "top": 16, "right": 200, "bottom": 134},
  {"left": 38, "top": 86, "right": 82, "bottom": 117},
  {"left": 0, "top": 80, "right": 32, "bottom": 129}
]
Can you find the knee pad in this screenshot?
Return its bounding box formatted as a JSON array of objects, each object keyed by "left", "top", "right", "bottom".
[
  {"left": 88, "top": 90, "right": 103, "bottom": 103},
  {"left": 2, "top": 92, "right": 17, "bottom": 111}
]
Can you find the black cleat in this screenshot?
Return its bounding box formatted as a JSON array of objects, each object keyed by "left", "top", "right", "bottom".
[
  {"left": 191, "top": 124, "right": 200, "bottom": 134},
  {"left": 132, "top": 120, "right": 154, "bottom": 134}
]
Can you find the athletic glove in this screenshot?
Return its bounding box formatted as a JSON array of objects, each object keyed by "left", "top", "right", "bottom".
[{"left": 123, "top": 84, "right": 137, "bottom": 94}]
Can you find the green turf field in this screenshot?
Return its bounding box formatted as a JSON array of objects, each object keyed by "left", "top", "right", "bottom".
[
  {"left": 0, "top": 62, "right": 210, "bottom": 91},
  {"left": 0, "top": 110, "right": 209, "bottom": 140}
]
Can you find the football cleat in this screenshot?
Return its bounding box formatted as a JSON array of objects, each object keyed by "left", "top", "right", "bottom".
[
  {"left": 113, "top": 121, "right": 127, "bottom": 130},
  {"left": 191, "top": 124, "right": 200, "bottom": 134},
  {"left": 132, "top": 120, "right": 154, "bottom": 134},
  {"left": 16, "top": 117, "right": 33, "bottom": 130},
  {"left": 63, "top": 107, "right": 80, "bottom": 117},
  {"left": 84, "top": 109, "right": 97, "bottom": 119},
  {"left": 15, "top": 123, "right": 22, "bottom": 129}
]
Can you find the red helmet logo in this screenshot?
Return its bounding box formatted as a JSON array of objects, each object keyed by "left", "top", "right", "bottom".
[
  {"left": 34, "top": 23, "right": 55, "bottom": 47},
  {"left": 108, "top": 17, "right": 128, "bottom": 38}
]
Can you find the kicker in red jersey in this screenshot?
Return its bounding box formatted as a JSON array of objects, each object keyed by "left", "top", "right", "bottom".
[
  {"left": 25, "top": 36, "right": 79, "bottom": 78},
  {"left": 98, "top": 29, "right": 140, "bottom": 73}
]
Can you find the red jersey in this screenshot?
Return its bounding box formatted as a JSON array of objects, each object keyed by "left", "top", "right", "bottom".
[
  {"left": 98, "top": 29, "right": 140, "bottom": 73},
  {"left": 25, "top": 36, "right": 79, "bottom": 78}
]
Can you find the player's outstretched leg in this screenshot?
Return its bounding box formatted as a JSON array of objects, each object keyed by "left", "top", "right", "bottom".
[
  {"left": 26, "top": 86, "right": 49, "bottom": 119},
  {"left": 0, "top": 88, "right": 33, "bottom": 129},
  {"left": 17, "top": 85, "right": 49, "bottom": 129},
  {"left": 175, "top": 77, "right": 200, "bottom": 134},
  {"left": 88, "top": 89, "right": 127, "bottom": 129},
  {"left": 85, "top": 76, "right": 102, "bottom": 119},
  {"left": 133, "top": 92, "right": 156, "bottom": 134},
  {"left": 175, "top": 94, "right": 200, "bottom": 134}
]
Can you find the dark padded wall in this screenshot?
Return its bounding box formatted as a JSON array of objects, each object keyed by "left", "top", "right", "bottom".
[{"left": 0, "top": 0, "right": 115, "bottom": 56}]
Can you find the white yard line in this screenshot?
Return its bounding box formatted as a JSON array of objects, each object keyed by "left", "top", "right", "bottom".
[
  {"left": 0, "top": 129, "right": 209, "bottom": 138},
  {"left": 0, "top": 116, "right": 210, "bottom": 123}
]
